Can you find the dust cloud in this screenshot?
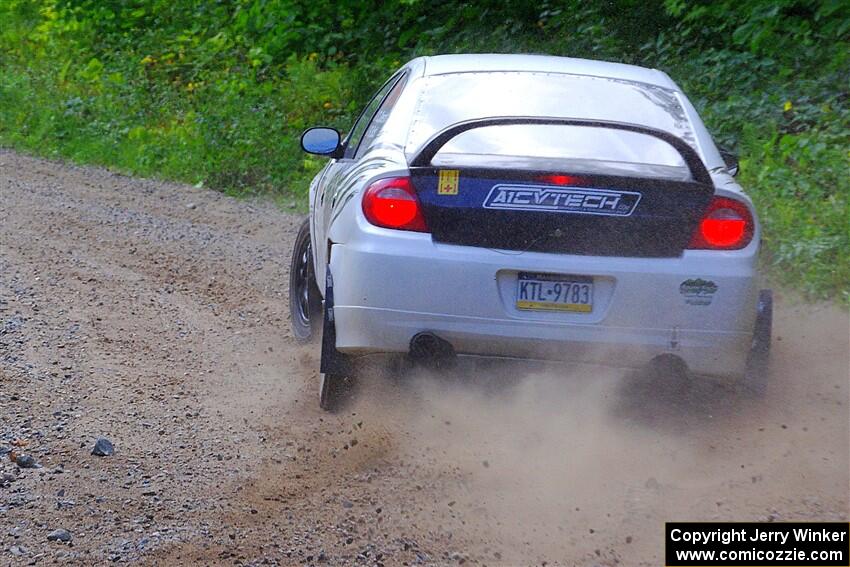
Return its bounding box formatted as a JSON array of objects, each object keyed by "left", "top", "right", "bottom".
[{"left": 346, "top": 299, "right": 848, "bottom": 565}]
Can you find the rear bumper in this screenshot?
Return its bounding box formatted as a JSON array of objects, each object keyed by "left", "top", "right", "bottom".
[
  {"left": 334, "top": 305, "right": 752, "bottom": 376},
  {"left": 329, "top": 227, "right": 759, "bottom": 378}
]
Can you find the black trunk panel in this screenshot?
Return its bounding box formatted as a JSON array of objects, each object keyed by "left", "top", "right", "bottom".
[{"left": 411, "top": 168, "right": 714, "bottom": 258}]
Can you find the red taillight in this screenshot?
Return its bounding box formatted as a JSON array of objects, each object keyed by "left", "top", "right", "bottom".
[
  {"left": 689, "top": 196, "right": 753, "bottom": 250},
  {"left": 362, "top": 177, "right": 428, "bottom": 232},
  {"left": 535, "top": 174, "right": 584, "bottom": 186}
]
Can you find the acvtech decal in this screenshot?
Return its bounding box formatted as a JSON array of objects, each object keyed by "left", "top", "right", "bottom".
[{"left": 483, "top": 184, "right": 641, "bottom": 217}]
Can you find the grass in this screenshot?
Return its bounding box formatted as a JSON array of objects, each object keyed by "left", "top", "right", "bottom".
[
  {"left": 0, "top": 56, "right": 349, "bottom": 201},
  {"left": 0, "top": 1, "right": 847, "bottom": 304}
]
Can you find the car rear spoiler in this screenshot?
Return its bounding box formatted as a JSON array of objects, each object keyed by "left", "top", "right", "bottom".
[{"left": 408, "top": 116, "right": 712, "bottom": 186}]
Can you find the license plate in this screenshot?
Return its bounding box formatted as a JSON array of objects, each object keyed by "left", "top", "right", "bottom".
[{"left": 516, "top": 272, "right": 593, "bottom": 313}]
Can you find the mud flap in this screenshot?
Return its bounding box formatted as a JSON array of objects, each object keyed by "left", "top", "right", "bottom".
[
  {"left": 319, "top": 270, "right": 351, "bottom": 376},
  {"left": 743, "top": 289, "right": 772, "bottom": 396}
]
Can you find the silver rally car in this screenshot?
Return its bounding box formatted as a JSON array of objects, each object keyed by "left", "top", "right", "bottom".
[{"left": 289, "top": 54, "right": 772, "bottom": 410}]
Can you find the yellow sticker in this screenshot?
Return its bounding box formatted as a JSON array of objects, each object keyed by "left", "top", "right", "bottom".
[{"left": 437, "top": 170, "right": 459, "bottom": 195}]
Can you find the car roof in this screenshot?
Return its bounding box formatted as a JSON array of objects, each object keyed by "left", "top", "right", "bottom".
[{"left": 417, "top": 54, "right": 677, "bottom": 90}]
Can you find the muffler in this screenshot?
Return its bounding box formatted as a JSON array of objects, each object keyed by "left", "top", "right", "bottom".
[
  {"left": 647, "top": 353, "right": 689, "bottom": 380},
  {"left": 409, "top": 332, "right": 456, "bottom": 369}
]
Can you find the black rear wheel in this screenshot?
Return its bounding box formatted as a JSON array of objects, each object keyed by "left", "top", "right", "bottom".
[{"left": 289, "top": 219, "right": 322, "bottom": 343}]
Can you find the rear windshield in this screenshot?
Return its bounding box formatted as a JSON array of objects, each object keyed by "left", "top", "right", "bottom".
[
  {"left": 405, "top": 72, "right": 698, "bottom": 178},
  {"left": 432, "top": 125, "right": 691, "bottom": 179}
]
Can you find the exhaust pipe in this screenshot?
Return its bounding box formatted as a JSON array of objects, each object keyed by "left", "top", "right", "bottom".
[
  {"left": 647, "top": 353, "right": 689, "bottom": 380},
  {"left": 409, "top": 332, "right": 456, "bottom": 369}
]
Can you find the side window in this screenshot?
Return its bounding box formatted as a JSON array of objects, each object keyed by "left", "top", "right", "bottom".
[
  {"left": 343, "top": 72, "right": 404, "bottom": 159},
  {"left": 356, "top": 74, "right": 408, "bottom": 157}
]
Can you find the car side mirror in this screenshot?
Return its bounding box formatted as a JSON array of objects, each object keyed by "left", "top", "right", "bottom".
[
  {"left": 719, "top": 147, "right": 739, "bottom": 177},
  {"left": 301, "top": 127, "right": 343, "bottom": 158}
]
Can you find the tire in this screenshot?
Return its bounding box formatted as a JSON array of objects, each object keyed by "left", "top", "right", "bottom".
[
  {"left": 742, "top": 289, "right": 772, "bottom": 396},
  {"left": 289, "top": 218, "right": 322, "bottom": 343}
]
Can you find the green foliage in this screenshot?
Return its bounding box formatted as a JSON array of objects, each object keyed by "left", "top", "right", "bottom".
[
  {"left": 740, "top": 126, "right": 849, "bottom": 303},
  {"left": 0, "top": 0, "right": 847, "bottom": 301}
]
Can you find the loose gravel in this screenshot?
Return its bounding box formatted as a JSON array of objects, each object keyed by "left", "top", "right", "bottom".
[{"left": 1, "top": 150, "right": 847, "bottom": 566}]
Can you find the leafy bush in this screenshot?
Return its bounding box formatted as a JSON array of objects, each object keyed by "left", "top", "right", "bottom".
[{"left": 0, "top": 0, "right": 847, "bottom": 301}]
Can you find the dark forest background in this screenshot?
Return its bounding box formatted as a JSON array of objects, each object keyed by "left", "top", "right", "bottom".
[{"left": 1, "top": 1, "right": 847, "bottom": 300}]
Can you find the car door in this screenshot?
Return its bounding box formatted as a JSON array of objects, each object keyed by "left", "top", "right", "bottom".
[{"left": 312, "top": 70, "right": 409, "bottom": 288}]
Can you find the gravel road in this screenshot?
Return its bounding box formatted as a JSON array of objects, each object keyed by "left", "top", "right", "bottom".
[{"left": 1, "top": 150, "right": 848, "bottom": 566}]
